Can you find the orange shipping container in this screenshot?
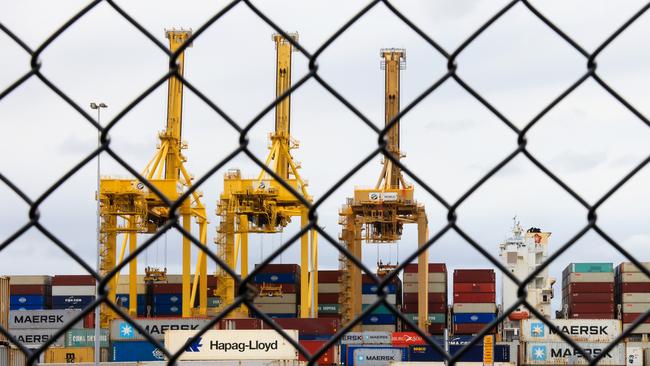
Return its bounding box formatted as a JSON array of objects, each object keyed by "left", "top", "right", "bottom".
[{"left": 44, "top": 347, "right": 108, "bottom": 363}]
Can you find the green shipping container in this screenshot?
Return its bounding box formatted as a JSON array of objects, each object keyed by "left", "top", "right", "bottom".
[
  {"left": 318, "top": 304, "right": 340, "bottom": 314},
  {"left": 65, "top": 329, "right": 109, "bottom": 347},
  {"left": 404, "top": 313, "right": 446, "bottom": 324},
  {"left": 207, "top": 297, "right": 220, "bottom": 307},
  {"left": 566, "top": 263, "right": 613, "bottom": 274},
  {"left": 362, "top": 303, "right": 393, "bottom": 315}
]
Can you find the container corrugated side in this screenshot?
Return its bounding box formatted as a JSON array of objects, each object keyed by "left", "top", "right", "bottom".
[
  {"left": 0, "top": 346, "right": 7, "bottom": 366},
  {"left": 253, "top": 294, "right": 297, "bottom": 304},
  {"left": 453, "top": 303, "right": 496, "bottom": 313},
  {"left": 9, "top": 328, "right": 65, "bottom": 347},
  {"left": 44, "top": 347, "right": 109, "bottom": 363},
  {"left": 8, "top": 276, "right": 51, "bottom": 285},
  {"left": 341, "top": 331, "right": 392, "bottom": 344},
  {"left": 619, "top": 273, "right": 650, "bottom": 283},
  {"left": 402, "top": 283, "right": 446, "bottom": 293},
  {"left": 110, "top": 318, "right": 212, "bottom": 341},
  {"left": 623, "top": 323, "right": 650, "bottom": 333},
  {"left": 403, "top": 273, "right": 446, "bottom": 283},
  {"left": 8, "top": 347, "right": 26, "bottom": 366},
  {"left": 618, "top": 262, "right": 650, "bottom": 273},
  {"left": 0, "top": 277, "right": 8, "bottom": 345},
  {"left": 623, "top": 303, "right": 650, "bottom": 313},
  {"left": 9, "top": 309, "right": 83, "bottom": 329},
  {"left": 564, "top": 272, "right": 614, "bottom": 283},
  {"left": 349, "top": 346, "right": 407, "bottom": 366},
  {"left": 524, "top": 342, "right": 624, "bottom": 365},
  {"left": 520, "top": 319, "right": 621, "bottom": 342},
  {"left": 622, "top": 293, "right": 650, "bottom": 303},
  {"left": 51, "top": 285, "right": 96, "bottom": 296},
  {"left": 317, "top": 283, "right": 342, "bottom": 293}
]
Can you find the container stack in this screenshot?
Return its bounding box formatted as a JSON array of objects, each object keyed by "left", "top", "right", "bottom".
[
  {"left": 52, "top": 275, "right": 95, "bottom": 310},
  {"left": 275, "top": 318, "right": 340, "bottom": 365},
  {"left": 318, "top": 270, "right": 341, "bottom": 320},
  {"left": 400, "top": 263, "right": 447, "bottom": 334},
  {"left": 9, "top": 275, "right": 51, "bottom": 311},
  {"left": 562, "top": 262, "right": 615, "bottom": 319},
  {"left": 452, "top": 269, "right": 497, "bottom": 335},
  {"left": 0, "top": 276, "right": 8, "bottom": 346},
  {"left": 361, "top": 273, "right": 402, "bottom": 331},
  {"left": 252, "top": 264, "right": 300, "bottom": 318},
  {"left": 115, "top": 274, "right": 146, "bottom": 316},
  {"left": 616, "top": 262, "right": 650, "bottom": 334}
]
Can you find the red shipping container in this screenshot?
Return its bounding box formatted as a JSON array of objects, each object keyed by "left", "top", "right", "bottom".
[
  {"left": 152, "top": 284, "right": 182, "bottom": 294},
  {"left": 10, "top": 285, "right": 50, "bottom": 295},
  {"left": 362, "top": 274, "right": 401, "bottom": 286},
  {"left": 318, "top": 294, "right": 339, "bottom": 304},
  {"left": 401, "top": 302, "right": 446, "bottom": 313},
  {"left": 569, "top": 313, "right": 615, "bottom": 319},
  {"left": 401, "top": 323, "right": 445, "bottom": 335},
  {"left": 453, "top": 323, "right": 496, "bottom": 334},
  {"left": 52, "top": 275, "right": 96, "bottom": 286},
  {"left": 298, "top": 340, "right": 337, "bottom": 365},
  {"left": 563, "top": 282, "right": 613, "bottom": 293},
  {"left": 391, "top": 332, "right": 427, "bottom": 346},
  {"left": 621, "top": 283, "right": 650, "bottom": 292},
  {"left": 622, "top": 313, "right": 650, "bottom": 324},
  {"left": 83, "top": 312, "right": 95, "bottom": 328},
  {"left": 453, "top": 270, "right": 495, "bottom": 283},
  {"left": 566, "top": 292, "right": 614, "bottom": 303},
  {"left": 275, "top": 318, "right": 339, "bottom": 335},
  {"left": 453, "top": 293, "right": 495, "bottom": 303},
  {"left": 218, "top": 318, "right": 264, "bottom": 330},
  {"left": 318, "top": 314, "right": 342, "bottom": 320},
  {"left": 255, "top": 264, "right": 300, "bottom": 273},
  {"left": 403, "top": 293, "right": 446, "bottom": 304},
  {"left": 453, "top": 283, "right": 495, "bottom": 293},
  {"left": 318, "top": 271, "right": 341, "bottom": 283},
  {"left": 404, "top": 263, "right": 447, "bottom": 273},
  {"left": 569, "top": 302, "right": 614, "bottom": 313}
]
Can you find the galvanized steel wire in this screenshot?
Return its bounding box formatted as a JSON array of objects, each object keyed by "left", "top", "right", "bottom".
[{"left": 2, "top": 1, "right": 650, "bottom": 365}]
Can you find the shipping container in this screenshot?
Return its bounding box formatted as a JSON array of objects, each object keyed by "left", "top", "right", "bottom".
[
  {"left": 152, "top": 293, "right": 181, "bottom": 305},
  {"left": 408, "top": 344, "right": 511, "bottom": 362},
  {"left": 253, "top": 303, "right": 297, "bottom": 314},
  {"left": 346, "top": 346, "right": 407, "bottom": 366},
  {"left": 524, "top": 341, "right": 625, "bottom": 365},
  {"left": 568, "top": 313, "right": 615, "bottom": 319},
  {"left": 254, "top": 263, "right": 300, "bottom": 273},
  {"left": 564, "top": 282, "right": 614, "bottom": 293},
  {"left": 402, "top": 283, "right": 445, "bottom": 293},
  {"left": 153, "top": 303, "right": 181, "bottom": 316},
  {"left": 453, "top": 293, "right": 495, "bottom": 303},
  {"left": 0, "top": 277, "right": 8, "bottom": 345},
  {"left": 453, "top": 323, "right": 496, "bottom": 334},
  {"left": 253, "top": 283, "right": 297, "bottom": 294},
  {"left": 620, "top": 283, "right": 650, "bottom": 292},
  {"left": 318, "top": 294, "right": 339, "bottom": 304},
  {"left": 9, "top": 328, "right": 65, "bottom": 347},
  {"left": 403, "top": 273, "right": 446, "bottom": 283},
  {"left": 401, "top": 303, "right": 446, "bottom": 313},
  {"left": 453, "top": 313, "right": 496, "bottom": 324},
  {"left": 622, "top": 293, "right": 650, "bottom": 303},
  {"left": 623, "top": 323, "right": 650, "bottom": 333},
  {"left": 627, "top": 346, "right": 644, "bottom": 366},
  {"left": 52, "top": 275, "right": 95, "bottom": 286},
  {"left": 622, "top": 313, "right": 650, "bottom": 324},
  {"left": 151, "top": 283, "right": 182, "bottom": 294},
  {"left": 453, "top": 303, "right": 497, "bottom": 313},
  {"left": 9, "top": 285, "right": 49, "bottom": 295},
  {"left": 569, "top": 302, "right": 614, "bottom": 313},
  {"left": 566, "top": 292, "right": 614, "bottom": 303},
  {"left": 361, "top": 284, "right": 397, "bottom": 294},
  {"left": 9, "top": 295, "right": 47, "bottom": 306},
  {"left": 111, "top": 340, "right": 166, "bottom": 361},
  {"left": 317, "top": 304, "right": 340, "bottom": 314},
  {"left": 110, "top": 318, "right": 212, "bottom": 341},
  {"left": 9, "top": 276, "right": 51, "bottom": 285},
  {"left": 361, "top": 294, "right": 396, "bottom": 304},
  {"left": 618, "top": 262, "right": 650, "bottom": 273},
  {"left": 563, "top": 263, "right": 613, "bottom": 275},
  {"left": 454, "top": 270, "right": 495, "bottom": 283},
  {"left": 165, "top": 329, "right": 299, "bottom": 361},
  {"left": 298, "top": 340, "right": 338, "bottom": 365},
  {"left": 402, "top": 313, "right": 446, "bottom": 324},
  {"left": 218, "top": 318, "right": 263, "bottom": 330},
  {"left": 453, "top": 283, "right": 496, "bottom": 293},
  {"left": 8, "top": 347, "right": 27, "bottom": 366},
  {"left": 361, "top": 325, "right": 396, "bottom": 332},
  {"left": 9, "top": 304, "right": 47, "bottom": 311},
  {"left": 318, "top": 270, "right": 341, "bottom": 283},
  {"left": 520, "top": 319, "right": 621, "bottom": 342},
  {"left": 623, "top": 303, "right": 650, "bottom": 313},
  {"left": 51, "top": 296, "right": 94, "bottom": 309},
  {"left": 403, "top": 293, "right": 446, "bottom": 303},
  {"left": 340, "top": 332, "right": 392, "bottom": 345},
  {"left": 274, "top": 318, "right": 339, "bottom": 336},
  {"left": 317, "top": 283, "right": 341, "bottom": 293},
  {"left": 64, "top": 329, "right": 109, "bottom": 347},
  {"left": 362, "top": 303, "right": 393, "bottom": 315},
  {"left": 564, "top": 272, "right": 614, "bottom": 283},
  {"left": 115, "top": 283, "right": 146, "bottom": 294},
  {"left": 390, "top": 332, "right": 427, "bottom": 346},
  {"left": 51, "top": 285, "right": 95, "bottom": 296},
  {"left": 254, "top": 273, "right": 297, "bottom": 284},
  {"left": 362, "top": 314, "right": 396, "bottom": 325},
  {"left": 404, "top": 263, "right": 447, "bottom": 273},
  {"left": 254, "top": 294, "right": 297, "bottom": 304}
]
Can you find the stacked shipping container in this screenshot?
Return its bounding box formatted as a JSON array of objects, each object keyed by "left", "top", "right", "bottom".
[
  {"left": 0, "top": 276, "right": 8, "bottom": 346},
  {"left": 318, "top": 270, "right": 341, "bottom": 319},
  {"left": 562, "top": 263, "right": 615, "bottom": 319},
  {"left": 52, "top": 275, "right": 95, "bottom": 310},
  {"left": 252, "top": 264, "right": 300, "bottom": 318},
  {"left": 616, "top": 262, "right": 650, "bottom": 334},
  {"left": 9, "top": 275, "right": 51, "bottom": 310},
  {"left": 401, "top": 263, "right": 447, "bottom": 334},
  {"left": 361, "top": 273, "right": 401, "bottom": 331},
  {"left": 452, "top": 269, "right": 497, "bottom": 334}
]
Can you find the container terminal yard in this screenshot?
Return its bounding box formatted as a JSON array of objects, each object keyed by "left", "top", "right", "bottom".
[{"left": 1, "top": 29, "right": 649, "bottom": 366}]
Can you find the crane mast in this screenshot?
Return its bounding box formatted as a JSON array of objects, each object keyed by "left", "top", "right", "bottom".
[
  {"left": 215, "top": 33, "right": 318, "bottom": 318},
  {"left": 339, "top": 48, "right": 430, "bottom": 332}
]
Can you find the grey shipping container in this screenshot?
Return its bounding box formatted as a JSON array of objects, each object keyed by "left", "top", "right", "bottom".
[
  {"left": 341, "top": 331, "right": 392, "bottom": 344},
  {"left": 9, "top": 309, "right": 83, "bottom": 329},
  {"left": 624, "top": 323, "right": 650, "bottom": 333},
  {"left": 8, "top": 276, "right": 51, "bottom": 285},
  {"left": 564, "top": 272, "right": 614, "bottom": 283},
  {"left": 317, "top": 283, "right": 342, "bottom": 293},
  {"left": 253, "top": 294, "right": 297, "bottom": 304},
  {"left": 0, "top": 277, "right": 8, "bottom": 345},
  {"left": 622, "top": 303, "right": 650, "bottom": 313},
  {"left": 0, "top": 346, "right": 6, "bottom": 366},
  {"left": 453, "top": 303, "right": 497, "bottom": 313},
  {"left": 110, "top": 318, "right": 212, "bottom": 341},
  {"left": 51, "top": 285, "right": 96, "bottom": 296},
  {"left": 622, "top": 293, "right": 650, "bottom": 303},
  {"left": 525, "top": 342, "right": 625, "bottom": 365},
  {"left": 618, "top": 273, "right": 650, "bottom": 283},
  {"left": 9, "top": 328, "right": 64, "bottom": 347},
  {"left": 618, "top": 262, "right": 650, "bottom": 273},
  {"left": 361, "top": 294, "right": 397, "bottom": 304},
  {"left": 402, "top": 283, "right": 446, "bottom": 293},
  {"left": 8, "top": 348, "right": 26, "bottom": 366},
  {"left": 352, "top": 347, "right": 405, "bottom": 366},
  {"left": 253, "top": 303, "right": 297, "bottom": 313},
  {"left": 403, "top": 273, "right": 447, "bottom": 283}
]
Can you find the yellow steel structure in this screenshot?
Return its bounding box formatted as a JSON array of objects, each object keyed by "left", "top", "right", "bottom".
[
  {"left": 339, "top": 49, "right": 430, "bottom": 331},
  {"left": 98, "top": 29, "right": 208, "bottom": 327},
  {"left": 215, "top": 33, "right": 318, "bottom": 318}
]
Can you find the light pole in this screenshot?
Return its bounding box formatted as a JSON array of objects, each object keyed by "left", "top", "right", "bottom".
[{"left": 90, "top": 102, "right": 107, "bottom": 366}]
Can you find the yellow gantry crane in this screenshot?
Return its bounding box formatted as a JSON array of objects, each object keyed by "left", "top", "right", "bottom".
[
  {"left": 98, "top": 29, "right": 208, "bottom": 327},
  {"left": 339, "top": 49, "right": 430, "bottom": 331},
  {"left": 215, "top": 33, "right": 318, "bottom": 318}
]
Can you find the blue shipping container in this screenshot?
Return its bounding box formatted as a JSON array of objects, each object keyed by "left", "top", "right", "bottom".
[
  {"left": 10, "top": 304, "right": 47, "bottom": 311},
  {"left": 361, "top": 284, "right": 396, "bottom": 294},
  {"left": 115, "top": 294, "right": 146, "bottom": 307},
  {"left": 52, "top": 296, "right": 94, "bottom": 309},
  {"left": 153, "top": 294, "right": 181, "bottom": 305},
  {"left": 346, "top": 346, "right": 407, "bottom": 366},
  {"left": 453, "top": 313, "right": 496, "bottom": 324},
  {"left": 112, "top": 341, "right": 165, "bottom": 362},
  {"left": 362, "top": 314, "right": 396, "bottom": 325},
  {"left": 153, "top": 304, "right": 181, "bottom": 316},
  {"left": 253, "top": 273, "right": 296, "bottom": 284},
  {"left": 10, "top": 295, "right": 47, "bottom": 306}
]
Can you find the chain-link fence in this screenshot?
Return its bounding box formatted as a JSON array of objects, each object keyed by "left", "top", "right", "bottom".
[{"left": 2, "top": 1, "right": 650, "bottom": 365}]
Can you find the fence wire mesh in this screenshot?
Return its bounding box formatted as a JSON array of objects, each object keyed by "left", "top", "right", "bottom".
[{"left": 1, "top": 0, "right": 650, "bottom": 365}]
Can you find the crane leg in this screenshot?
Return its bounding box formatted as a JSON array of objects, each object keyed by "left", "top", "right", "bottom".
[
  {"left": 352, "top": 221, "right": 362, "bottom": 331},
  {"left": 417, "top": 209, "right": 429, "bottom": 331},
  {"left": 311, "top": 229, "right": 318, "bottom": 318},
  {"left": 300, "top": 209, "right": 309, "bottom": 318},
  {"left": 240, "top": 215, "right": 249, "bottom": 278},
  {"left": 129, "top": 218, "right": 138, "bottom": 316},
  {"left": 100, "top": 214, "right": 117, "bottom": 329},
  {"left": 199, "top": 222, "right": 208, "bottom": 315},
  {"left": 224, "top": 212, "right": 237, "bottom": 317},
  {"left": 182, "top": 211, "right": 191, "bottom": 318}
]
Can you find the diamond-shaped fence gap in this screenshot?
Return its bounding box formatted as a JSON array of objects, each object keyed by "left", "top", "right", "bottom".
[
  {"left": 313, "top": 2, "right": 448, "bottom": 132},
  {"left": 528, "top": 0, "right": 649, "bottom": 52},
  {"left": 455, "top": 2, "right": 586, "bottom": 129},
  {"left": 34, "top": 2, "right": 168, "bottom": 114},
  {"left": 525, "top": 78, "right": 650, "bottom": 203},
  {"left": 0, "top": 77, "right": 98, "bottom": 198},
  {"left": 0, "top": 30, "right": 33, "bottom": 92},
  {"left": 399, "top": 80, "right": 516, "bottom": 202},
  {"left": 0, "top": 182, "right": 32, "bottom": 245},
  {"left": 185, "top": 3, "right": 310, "bottom": 126}
]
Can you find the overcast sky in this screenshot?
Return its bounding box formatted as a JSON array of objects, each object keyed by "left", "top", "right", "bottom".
[{"left": 1, "top": 0, "right": 649, "bottom": 314}]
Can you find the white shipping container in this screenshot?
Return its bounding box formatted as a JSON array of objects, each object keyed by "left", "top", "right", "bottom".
[
  {"left": 402, "top": 283, "right": 446, "bottom": 293},
  {"left": 253, "top": 294, "right": 297, "bottom": 304},
  {"left": 520, "top": 319, "right": 621, "bottom": 342},
  {"left": 565, "top": 272, "right": 614, "bottom": 283},
  {"left": 110, "top": 318, "right": 212, "bottom": 341},
  {"left": 341, "top": 331, "right": 392, "bottom": 344},
  {"left": 453, "top": 303, "right": 497, "bottom": 313},
  {"left": 0, "top": 277, "right": 8, "bottom": 345},
  {"left": 165, "top": 329, "right": 299, "bottom": 361},
  {"left": 361, "top": 294, "right": 397, "bottom": 304},
  {"left": 117, "top": 274, "right": 146, "bottom": 284},
  {"left": 9, "top": 328, "right": 64, "bottom": 347},
  {"left": 626, "top": 346, "right": 643, "bottom": 365},
  {"left": 623, "top": 323, "right": 650, "bottom": 333},
  {"left": 0, "top": 346, "right": 6, "bottom": 366},
  {"left": 8, "top": 276, "right": 51, "bottom": 285},
  {"left": 525, "top": 342, "right": 625, "bottom": 365},
  {"left": 623, "top": 303, "right": 650, "bottom": 313},
  {"left": 403, "top": 273, "right": 447, "bottom": 284},
  {"left": 51, "top": 285, "right": 96, "bottom": 296},
  {"left": 619, "top": 262, "right": 650, "bottom": 273},
  {"left": 622, "top": 293, "right": 650, "bottom": 303},
  {"left": 620, "top": 273, "right": 650, "bottom": 283},
  {"left": 9, "top": 309, "right": 83, "bottom": 329}
]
